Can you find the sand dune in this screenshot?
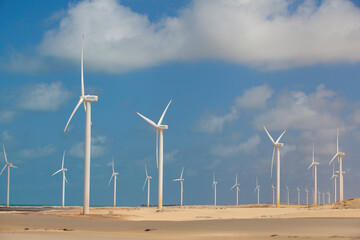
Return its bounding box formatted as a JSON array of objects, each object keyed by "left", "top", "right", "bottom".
[{"left": 0, "top": 199, "right": 359, "bottom": 240}]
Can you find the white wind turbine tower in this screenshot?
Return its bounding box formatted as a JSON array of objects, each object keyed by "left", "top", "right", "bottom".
[
  {"left": 318, "top": 191, "right": 321, "bottom": 205},
  {"left": 296, "top": 187, "right": 301, "bottom": 205},
  {"left": 230, "top": 173, "right": 240, "bottom": 205},
  {"left": 327, "top": 192, "right": 331, "bottom": 204},
  {"left": 212, "top": 172, "right": 218, "bottom": 206},
  {"left": 63, "top": 36, "right": 98, "bottom": 215},
  {"left": 305, "top": 187, "right": 309, "bottom": 206},
  {"left": 143, "top": 164, "right": 152, "bottom": 207},
  {"left": 0, "top": 144, "right": 17, "bottom": 207},
  {"left": 329, "top": 129, "right": 345, "bottom": 202},
  {"left": 322, "top": 192, "right": 325, "bottom": 205},
  {"left": 52, "top": 150, "right": 68, "bottom": 208},
  {"left": 263, "top": 125, "right": 286, "bottom": 208},
  {"left": 137, "top": 99, "right": 172, "bottom": 209},
  {"left": 285, "top": 186, "right": 290, "bottom": 205},
  {"left": 254, "top": 177, "right": 260, "bottom": 205},
  {"left": 331, "top": 164, "right": 338, "bottom": 202},
  {"left": 173, "top": 167, "right": 184, "bottom": 206},
  {"left": 308, "top": 142, "right": 319, "bottom": 206},
  {"left": 108, "top": 159, "right": 118, "bottom": 208},
  {"left": 271, "top": 185, "right": 276, "bottom": 205}
]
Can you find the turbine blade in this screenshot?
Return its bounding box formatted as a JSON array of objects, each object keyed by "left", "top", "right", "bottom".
[
  {"left": 337, "top": 128, "right": 339, "bottom": 153},
  {"left": 52, "top": 169, "right": 62, "bottom": 176},
  {"left": 270, "top": 147, "right": 275, "bottom": 179},
  {"left": 180, "top": 167, "right": 184, "bottom": 179},
  {"left": 263, "top": 125, "right": 275, "bottom": 145},
  {"left": 81, "top": 35, "right": 85, "bottom": 97},
  {"left": 275, "top": 130, "right": 286, "bottom": 143},
  {"left": 312, "top": 142, "right": 315, "bottom": 163},
  {"left": 173, "top": 179, "right": 180, "bottom": 181},
  {"left": 112, "top": 157, "right": 115, "bottom": 173},
  {"left": 64, "top": 98, "right": 83, "bottom": 134},
  {"left": 62, "top": 150, "right": 66, "bottom": 169},
  {"left": 108, "top": 174, "right": 114, "bottom": 186},
  {"left": 308, "top": 162, "right": 314, "bottom": 170},
  {"left": 253, "top": 187, "right": 257, "bottom": 194},
  {"left": 230, "top": 184, "right": 236, "bottom": 190},
  {"left": 143, "top": 178, "right": 147, "bottom": 191},
  {"left": 329, "top": 154, "right": 337, "bottom": 165},
  {"left": 145, "top": 164, "right": 148, "bottom": 177},
  {"left": 136, "top": 112, "right": 157, "bottom": 128},
  {"left": 156, "top": 129, "right": 159, "bottom": 169},
  {"left": 157, "top": 99, "right": 172, "bottom": 125},
  {"left": 64, "top": 174, "right": 68, "bottom": 183},
  {"left": 2, "top": 144, "right": 8, "bottom": 163},
  {"left": 0, "top": 164, "right": 7, "bottom": 175},
  {"left": 10, "top": 164, "right": 17, "bottom": 168}
]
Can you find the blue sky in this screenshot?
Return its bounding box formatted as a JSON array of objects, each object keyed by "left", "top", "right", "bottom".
[{"left": 0, "top": 0, "right": 360, "bottom": 207}]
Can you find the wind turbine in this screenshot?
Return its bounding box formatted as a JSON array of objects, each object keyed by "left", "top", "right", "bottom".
[
  {"left": 327, "top": 192, "right": 331, "bottom": 204},
  {"left": 308, "top": 142, "right": 319, "bottom": 206},
  {"left": 143, "top": 164, "right": 152, "bottom": 207},
  {"left": 271, "top": 185, "right": 276, "bottom": 205},
  {"left": 254, "top": 177, "right": 260, "bottom": 205},
  {"left": 318, "top": 191, "right": 321, "bottom": 205},
  {"left": 329, "top": 129, "right": 345, "bottom": 202},
  {"left": 305, "top": 187, "right": 309, "bottom": 206},
  {"left": 63, "top": 36, "right": 98, "bottom": 215},
  {"left": 322, "top": 192, "right": 325, "bottom": 205},
  {"left": 230, "top": 173, "right": 240, "bottom": 205},
  {"left": 285, "top": 186, "right": 290, "bottom": 205},
  {"left": 173, "top": 167, "right": 184, "bottom": 206},
  {"left": 296, "top": 187, "right": 301, "bottom": 205},
  {"left": 137, "top": 99, "right": 172, "bottom": 209},
  {"left": 52, "top": 150, "right": 68, "bottom": 208},
  {"left": 331, "top": 164, "right": 338, "bottom": 202},
  {"left": 263, "top": 125, "right": 286, "bottom": 208},
  {"left": 108, "top": 158, "right": 118, "bottom": 208},
  {"left": 0, "top": 144, "right": 17, "bottom": 207},
  {"left": 212, "top": 172, "right": 218, "bottom": 206}
]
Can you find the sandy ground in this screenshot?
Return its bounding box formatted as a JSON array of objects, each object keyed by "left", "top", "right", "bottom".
[{"left": 0, "top": 199, "right": 360, "bottom": 240}]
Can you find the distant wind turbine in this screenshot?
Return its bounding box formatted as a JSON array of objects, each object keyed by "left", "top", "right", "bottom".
[
  {"left": 63, "top": 36, "right": 98, "bottom": 215},
  {"left": 263, "top": 125, "right": 286, "bottom": 208},
  {"left": 212, "top": 172, "right": 218, "bottom": 206},
  {"left": 52, "top": 150, "right": 68, "bottom": 208},
  {"left": 308, "top": 142, "right": 319, "bottom": 206},
  {"left": 285, "top": 186, "right": 290, "bottom": 205},
  {"left": 108, "top": 158, "right": 118, "bottom": 208},
  {"left": 322, "top": 192, "right": 325, "bottom": 205},
  {"left": 327, "top": 192, "right": 331, "bottom": 204},
  {"left": 329, "top": 129, "right": 345, "bottom": 202},
  {"left": 296, "top": 187, "right": 301, "bottom": 205},
  {"left": 0, "top": 144, "right": 17, "bottom": 207},
  {"left": 230, "top": 173, "right": 240, "bottom": 205},
  {"left": 271, "top": 185, "right": 276, "bottom": 205},
  {"left": 331, "top": 164, "right": 338, "bottom": 203},
  {"left": 143, "top": 164, "right": 152, "bottom": 207},
  {"left": 318, "top": 191, "right": 321, "bottom": 205},
  {"left": 254, "top": 177, "right": 260, "bottom": 205},
  {"left": 305, "top": 187, "right": 309, "bottom": 206},
  {"left": 137, "top": 99, "right": 172, "bottom": 209},
  {"left": 173, "top": 167, "right": 184, "bottom": 206}
]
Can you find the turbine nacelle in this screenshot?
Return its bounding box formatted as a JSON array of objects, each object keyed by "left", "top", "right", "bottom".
[
  {"left": 83, "top": 95, "right": 98, "bottom": 102},
  {"left": 157, "top": 125, "right": 168, "bottom": 130}
]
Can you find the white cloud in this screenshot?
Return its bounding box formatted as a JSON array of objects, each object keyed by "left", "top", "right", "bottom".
[
  {"left": 17, "top": 82, "right": 71, "bottom": 111},
  {"left": 23, "top": 0, "right": 360, "bottom": 73},
  {"left": 254, "top": 84, "right": 342, "bottom": 131},
  {"left": 69, "top": 135, "right": 107, "bottom": 159},
  {"left": 194, "top": 108, "right": 238, "bottom": 134},
  {"left": 1, "top": 131, "right": 13, "bottom": 142},
  {"left": 211, "top": 134, "right": 261, "bottom": 157},
  {"left": 235, "top": 84, "right": 273, "bottom": 109},
  {"left": 18, "top": 145, "right": 56, "bottom": 159},
  {"left": 0, "top": 111, "right": 16, "bottom": 124},
  {"left": 164, "top": 149, "right": 179, "bottom": 163}
]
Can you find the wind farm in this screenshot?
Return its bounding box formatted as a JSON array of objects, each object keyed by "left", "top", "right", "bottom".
[{"left": 1, "top": 0, "right": 360, "bottom": 240}]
